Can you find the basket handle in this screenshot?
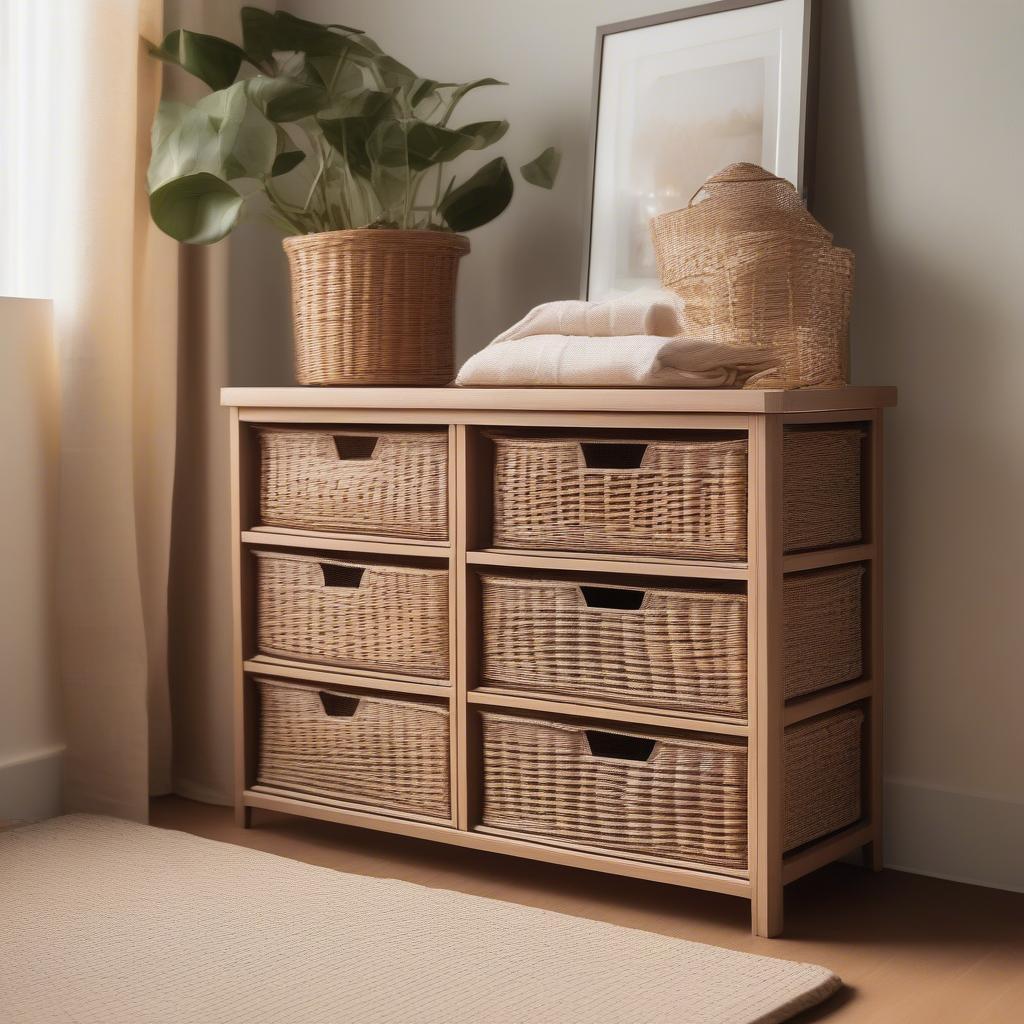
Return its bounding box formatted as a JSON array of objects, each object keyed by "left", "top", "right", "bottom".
[
  {"left": 333, "top": 434, "right": 379, "bottom": 460},
  {"left": 578, "top": 585, "right": 646, "bottom": 612},
  {"left": 319, "top": 691, "right": 361, "bottom": 718},
  {"left": 319, "top": 564, "right": 366, "bottom": 588},
  {"left": 579, "top": 442, "right": 648, "bottom": 470},
  {"left": 584, "top": 730, "right": 657, "bottom": 762}
]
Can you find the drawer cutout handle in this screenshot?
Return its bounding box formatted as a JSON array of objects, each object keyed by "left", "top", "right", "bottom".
[
  {"left": 585, "top": 730, "right": 656, "bottom": 762},
  {"left": 320, "top": 564, "right": 366, "bottom": 588},
  {"left": 333, "top": 435, "right": 378, "bottom": 460},
  {"left": 579, "top": 585, "right": 645, "bottom": 611},
  {"left": 580, "top": 442, "right": 647, "bottom": 470},
  {"left": 319, "top": 692, "right": 360, "bottom": 718}
]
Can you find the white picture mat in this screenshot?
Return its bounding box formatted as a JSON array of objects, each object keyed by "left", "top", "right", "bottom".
[{"left": 587, "top": 0, "right": 812, "bottom": 300}]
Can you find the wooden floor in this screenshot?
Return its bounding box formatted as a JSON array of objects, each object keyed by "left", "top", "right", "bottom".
[{"left": 152, "top": 796, "right": 1024, "bottom": 1024}]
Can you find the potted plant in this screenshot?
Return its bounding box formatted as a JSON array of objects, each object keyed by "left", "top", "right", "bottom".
[{"left": 147, "top": 7, "right": 560, "bottom": 385}]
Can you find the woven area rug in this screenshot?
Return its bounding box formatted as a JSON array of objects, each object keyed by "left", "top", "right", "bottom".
[{"left": 0, "top": 815, "right": 840, "bottom": 1023}]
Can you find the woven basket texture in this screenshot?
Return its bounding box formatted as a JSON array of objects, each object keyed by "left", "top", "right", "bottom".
[
  {"left": 480, "top": 711, "right": 749, "bottom": 869},
  {"left": 255, "top": 677, "right": 450, "bottom": 819},
  {"left": 254, "top": 550, "right": 449, "bottom": 679},
  {"left": 783, "top": 427, "right": 864, "bottom": 552},
  {"left": 481, "top": 575, "right": 747, "bottom": 718},
  {"left": 784, "top": 707, "right": 863, "bottom": 851},
  {"left": 490, "top": 434, "right": 748, "bottom": 560},
  {"left": 258, "top": 427, "right": 448, "bottom": 540},
  {"left": 649, "top": 163, "right": 853, "bottom": 389},
  {"left": 282, "top": 229, "right": 469, "bottom": 386},
  {"left": 784, "top": 564, "right": 865, "bottom": 700}
]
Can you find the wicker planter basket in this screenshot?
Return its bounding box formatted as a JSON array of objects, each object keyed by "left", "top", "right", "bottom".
[
  {"left": 282, "top": 229, "right": 470, "bottom": 386},
  {"left": 255, "top": 677, "right": 450, "bottom": 819},
  {"left": 254, "top": 550, "right": 449, "bottom": 679},
  {"left": 783, "top": 427, "right": 864, "bottom": 552},
  {"left": 489, "top": 433, "right": 748, "bottom": 560},
  {"left": 480, "top": 706, "right": 863, "bottom": 868},
  {"left": 258, "top": 427, "right": 449, "bottom": 540},
  {"left": 480, "top": 711, "right": 748, "bottom": 869},
  {"left": 784, "top": 564, "right": 865, "bottom": 700},
  {"left": 784, "top": 707, "right": 863, "bottom": 851},
  {"left": 650, "top": 163, "right": 853, "bottom": 390},
  {"left": 481, "top": 575, "right": 747, "bottom": 718}
]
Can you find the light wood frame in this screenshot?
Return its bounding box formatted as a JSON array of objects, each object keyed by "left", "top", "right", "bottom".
[{"left": 224, "top": 386, "right": 894, "bottom": 936}]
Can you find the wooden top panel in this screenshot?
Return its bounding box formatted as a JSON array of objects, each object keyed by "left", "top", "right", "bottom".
[{"left": 221, "top": 385, "right": 896, "bottom": 413}]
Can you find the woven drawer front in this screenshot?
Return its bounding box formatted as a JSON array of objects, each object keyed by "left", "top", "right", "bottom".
[
  {"left": 255, "top": 551, "right": 449, "bottom": 679},
  {"left": 784, "top": 707, "right": 863, "bottom": 850},
  {"left": 258, "top": 427, "right": 448, "bottom": 540},
  {"left": 480, "top": 712, "right": 748, "bottom": 869},
  {"left": 490, "top": 434, "right": 748, "bottom": 560},
  {"left": 256, "top": 678, "right": 451, "bottom": 819},
  {"left": 783, "top": 427, "right": 864, "bottom": 553},
  {"left": 481, "top": 575, "right": 747, "bottom": 718},
  {"left": 784, "top": 564, "right": 864, "bottom": 700}
]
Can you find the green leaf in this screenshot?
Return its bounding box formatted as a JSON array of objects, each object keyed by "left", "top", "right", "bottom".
[
  {"left": 440, "top": 77, "right": 506, "bottom": 125},
  {"left": 245, "top": 76, "right": 327, "bottom": 122},
  {"left": 319, "top": 116, "right": 377, "bottom": 179},
  {"left": 439, "top": 156, "right": 513, "bottom": 231},
  {"left": 149, "top": 29, "right": 245, "bottom": 91},
  {"left": 239, "top": 7, "right": 278, "bottom": 67},
  {"left": 456, "top": 120, "right": 509, "bottom": 150},
  {"left": 323, "top": 88, "right": 397, "bottom": 120},
  {"left": 271, "top": 149, "right": 305, "bottom": 176},
  {"left": 148, "top": 101, "right": 224, "bottom": 191},
  {"left": 519, "top": 146, "right": 561, "bottom": 189},
  {"left": 149, "top": 172, "right": 243, "bottom": 244}
]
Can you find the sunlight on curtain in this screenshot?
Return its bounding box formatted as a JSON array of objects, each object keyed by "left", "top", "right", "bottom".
[{"left": 0, "top": 0, "right": 61, "bottom": 299}]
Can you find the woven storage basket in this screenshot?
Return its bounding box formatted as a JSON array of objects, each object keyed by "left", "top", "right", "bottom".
[
  {"left": 480, "top": 711, "right": 748, "bottom": 869},
  {"left": 489, "top": 434, "right": 748, "bottom": 560},
  {"left": 783, "top": 427, "right": 864, "bottom": 552},
  {"left": 784, "top": 564, "right": 865, "bottom": 700},
  {"left": 282, "top": 229, "right": 470, "bottom": 386},
  {"left": 255, "top": 677, "right": 450, "bottom": 819},
  {"left": 258, "top": 427, "right": 448, "bottom": 540},
  {"left": 481, "top": 575, "right": 747, "bottom": 718},
  {"left": 254, "top": 550, "right": 449, "bottom": 679},
  {"left": 650, "top": 163, "right": 853, "bottom": 389},
  {"left": 784, "top": 707, "right": 863, "bottom": 851}
]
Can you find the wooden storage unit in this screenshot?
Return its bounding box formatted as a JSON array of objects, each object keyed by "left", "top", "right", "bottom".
[{"left": 223, "top": 384, "right": 895, "bottom": 937}]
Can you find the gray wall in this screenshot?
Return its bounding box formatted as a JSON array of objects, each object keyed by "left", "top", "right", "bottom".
[{"left": 223, "top": 0, "right": 1024, "bottom": 890}]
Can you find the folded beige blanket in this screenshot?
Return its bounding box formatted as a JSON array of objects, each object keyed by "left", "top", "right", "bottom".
[{"left": 456, "top": 292, "right": 777, "bottom": 388}]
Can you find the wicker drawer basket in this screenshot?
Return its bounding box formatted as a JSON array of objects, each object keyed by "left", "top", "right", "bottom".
[
  {"left": 480, "top": 706, "right": 863, "bottom": 868},
  {"left": 254, "top": 550, "right": 449, "bottom": 679},
  {"left": 258, "top": 427, "right": 448, "bottom": 540},
  {"left": 784, "top": 564, "right": 865, "bottom": 700},
  {"left": 255, "top": 677, "right": 451, "bottom": 820},
  {"left": 490, "top": 434, "right": 748, "bottom": 560},
  {"left": 784, "top": 707, "right": 863, "bottom": 851},
  {"left": 480, "top": 575, "right": 747, "bottom": 718},
  {"left": 783, "top": 427, "right": 864, "bottom": 552}
]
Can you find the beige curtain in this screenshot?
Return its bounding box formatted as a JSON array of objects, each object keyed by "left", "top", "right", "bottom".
[{"left": 55, "top": 0, "right": 177, "bottom": 819}]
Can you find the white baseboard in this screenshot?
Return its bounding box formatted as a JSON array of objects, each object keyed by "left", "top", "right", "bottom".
[
  {"left": 884, "top": 778, "right": 1024, "bottom": 893},
  {"left": 0, "top": 745, "right": 63, "bottom": 823}
]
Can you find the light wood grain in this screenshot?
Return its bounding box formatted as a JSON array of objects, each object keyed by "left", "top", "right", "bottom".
[{"left": 468, "top": 548, "right": 749, "bottom": 580}]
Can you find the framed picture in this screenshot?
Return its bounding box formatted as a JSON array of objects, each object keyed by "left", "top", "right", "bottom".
[{"left": 582, "top": 0, "right": 819, "bottom": 300}]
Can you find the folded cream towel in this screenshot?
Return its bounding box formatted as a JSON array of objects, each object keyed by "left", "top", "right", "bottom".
[
  {"left": 491, "top": 290, "right": 681, "bottom": 345},
  {"left": 455, "top": 334, "right": 777, "bottom": 388}
]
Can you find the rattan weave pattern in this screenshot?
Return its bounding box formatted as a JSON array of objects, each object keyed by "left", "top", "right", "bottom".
[
  {"left": 282, "top": 229, "right": 469, "bottom": 386},
  {"left": 255, "top": 677, "right": 451, "bottom": 819},
  {"left": 258, "top": 427, "right": 448, "bottom": 540},
  {"left": 490, "top": 434, "right": 748, "bottom": 560},
  {"left": 480, "top": 712, "right": 749, "bottom": 869},
  {"left": 254, "top": 550, "right": 449, "bottom": 679},
  {"left": 783, "top": 428, "right": 864, "bottom": 553},
  {"left": 784, "top": 565, "right": 865, "bottom": 700},
  {"left": 481, "top": 575, "right": 747, "bottom": 717},
  {"left": 650, "top": 163, "right": 853, "bottom": 390},
  {"left": 784, "top": 707, "right": 863, "bottom": 851}
]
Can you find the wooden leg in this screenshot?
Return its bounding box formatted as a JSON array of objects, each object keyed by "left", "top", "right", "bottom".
[
  {"left": 752, "top": 882, "right": 785, "bottom": 938},
  {"left": 862, "top": 839, "right": 883, "bottom": 872},
  {"left": 234, "top": 804, "right": 253, "bottom": 829}
]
